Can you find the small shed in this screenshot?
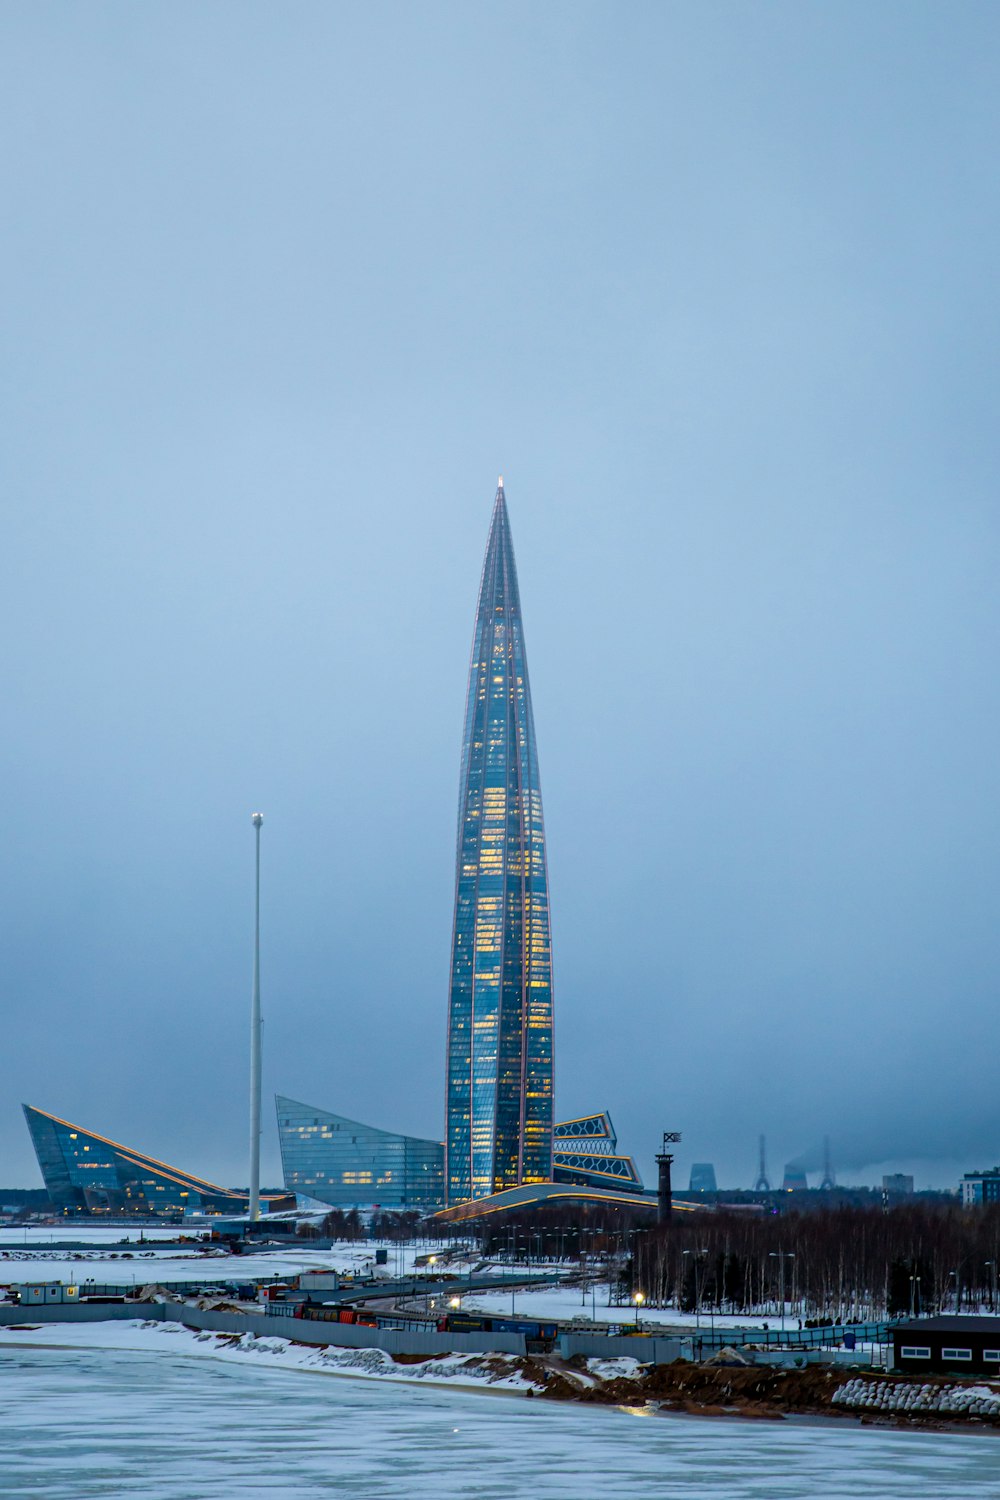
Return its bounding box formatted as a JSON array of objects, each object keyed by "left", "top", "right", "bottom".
[
  {"left": 17, "top": 1281, "right": 80, "bottom": 1306},
  {"left": 892, "top": 1316, "right": 1000, "bottom": 1375}
]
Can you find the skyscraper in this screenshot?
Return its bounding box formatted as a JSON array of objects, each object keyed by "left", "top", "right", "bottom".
[{"left": 445, "top": 480, "right": 554, "bottom": 1204}]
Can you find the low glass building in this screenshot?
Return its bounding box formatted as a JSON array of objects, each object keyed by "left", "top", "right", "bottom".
[
  {"left": 275, "top": 1096, "right": 446, "bottom": 1211},
  {"left": 23, "top": 1104, "right": 292, "bottom": 1217},
  {"left": 276, "top": 1098, "right": 643, "bottom": 1210}
]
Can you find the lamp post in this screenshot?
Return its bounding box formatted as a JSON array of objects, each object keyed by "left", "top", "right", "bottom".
[
  {"left": 986, "top": 1261, "right": 997, "bottom": 1313},
  {"left": 769, "top": 1251, "right": 794, "bottom": 1331},
  {"left": 683, "top": 1249, "right": 708, "bottom": 1329},
  {"left": 633, "top": 1291, "right": 645, "bottom": 1330},
  {"left": 248, "top": 812, "right": 264, "bottom": 1223},
  {"left": 909, "top": 1274, "right": 921, "bottom": 1318}
]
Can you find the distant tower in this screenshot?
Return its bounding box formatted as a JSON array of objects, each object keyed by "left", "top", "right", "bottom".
[
  {"left": 656, "top": 1132, "right": 682, "bottom": 1223},
  {"left": 248, "top": 812, "right": 264, "bottom": 1222},
  {"left": 753, "top": 1134, "right": 771, "bottom": 1192},
  {"left": 445, "top": 480, "right": 555, "bottom": 1205},
  {"left": 820, "top": 1135, "right": 836, "bottom": 1191}
]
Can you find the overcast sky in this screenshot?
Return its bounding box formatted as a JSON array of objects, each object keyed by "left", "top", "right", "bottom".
[{"left": 2, "top": 3, "right": 999, "bottom": 1193}]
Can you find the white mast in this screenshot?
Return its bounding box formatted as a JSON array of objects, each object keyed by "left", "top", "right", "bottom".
[{"left": 249, "top": 812, "right": 264, "bottom": 1221}]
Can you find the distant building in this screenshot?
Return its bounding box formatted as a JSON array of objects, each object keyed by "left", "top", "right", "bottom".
[
  {"left": 23, "top": 1104, "right": 292, "bottom": 1217},
  {"left": 782, "top": 1165, "right": 809, "bottom": 1192},
  {"left": 688, "top": 1163, "right": 718, "bottom": 1193},
  {"left": 883, "top": 1173, "right": 914, "bottom": 1196},
  {"left": 961, "top": 1168, "right": 1000, "bottom": 1206}
]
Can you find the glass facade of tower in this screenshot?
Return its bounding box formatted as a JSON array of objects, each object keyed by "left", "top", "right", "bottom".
[{"left": 445, "top": 482, "right": 554, "bottom": 1204}]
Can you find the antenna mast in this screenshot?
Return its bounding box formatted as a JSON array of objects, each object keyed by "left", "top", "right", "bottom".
[
  {"left": 753, "top": 1133, "right": 771, "bottom": 1192},
  {"left": 249, "top": 812, "right": 264, "bottom": 1222}
]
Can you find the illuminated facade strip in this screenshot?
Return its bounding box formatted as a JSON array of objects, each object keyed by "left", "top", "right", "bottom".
[{"left": 431, "top": 1183, "right": 702, "bottom": 1224}]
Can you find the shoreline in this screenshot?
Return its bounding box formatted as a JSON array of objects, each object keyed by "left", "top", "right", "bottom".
[{"left": 5, "top": 1320, "right": 1000, "bottom": 1435}]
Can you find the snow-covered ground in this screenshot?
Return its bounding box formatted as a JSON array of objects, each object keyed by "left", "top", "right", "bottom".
[
  {"left": 0, "top": 1239, "right": 447, "bottom": 1287},
  {"left": 2, "top": 1337, "right": 999, "bottom": 1499},
  {"left": 462, "top": 1280, "right": 781, "bottom": 1332},
  {"left": 0, "top": 1233, "right": 796, "bottom": 1335}
]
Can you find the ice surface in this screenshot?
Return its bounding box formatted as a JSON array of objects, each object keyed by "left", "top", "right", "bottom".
[{"left": 2, "top": 1326, "right": 1000, "bottom": 1499}]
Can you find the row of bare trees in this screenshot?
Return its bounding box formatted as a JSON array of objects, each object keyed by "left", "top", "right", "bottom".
[{"left": 623, "top": 1204, "right": 1000, "bottom": 1322}]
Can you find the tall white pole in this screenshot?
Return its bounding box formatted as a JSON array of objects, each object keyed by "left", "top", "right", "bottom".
[{"left": 249, "top": 812, "right": 264, "bottom": 1222}]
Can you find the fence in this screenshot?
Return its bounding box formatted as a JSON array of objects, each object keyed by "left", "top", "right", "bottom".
[{"left": 684, "top": 1320, "right": 895, "bottom": 1352}]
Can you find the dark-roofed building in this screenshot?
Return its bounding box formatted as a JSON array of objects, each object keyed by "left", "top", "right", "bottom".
[{"left": 892, "top": 1317, "right": 1000, "bottom": 1375}]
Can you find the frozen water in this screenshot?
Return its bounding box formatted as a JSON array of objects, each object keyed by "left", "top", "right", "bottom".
[
  {"left": 2, "top": 1342, "right": 1000, "bottom": 1499},
  {"left": 0, "top": 1227, "right": 185, "bottom": 1246},
  {"left": 0, "top": 1238, "right": 430, "bottom": 1287}
]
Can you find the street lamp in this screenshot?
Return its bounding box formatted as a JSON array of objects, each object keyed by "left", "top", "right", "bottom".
[
  {"left": 682, "top": 1249, "right": 708, "bottom": 1329},
  {"left": 633, "top": 1291, "right": 645, "bottom": 1330},
  {"left": 769, "top": 1252, "right": 795, "bottom": 1332},
  {"left": 909, "top": 1275, "right": 921, "bottom": 1318}
]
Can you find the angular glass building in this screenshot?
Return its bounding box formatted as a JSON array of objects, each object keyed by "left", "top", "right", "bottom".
[
  {"left": 445, "top": 480, "right": 554, "bottom": 1204},
  {"left": 23, "top": 1104, "right": 292, "bottom": 1217},
  {"left": 553, "top": 1112, "right": 643, "bottom": 1194},
  {"left": 276, "top": 1096, "right": 445, "bottom": 1211}
]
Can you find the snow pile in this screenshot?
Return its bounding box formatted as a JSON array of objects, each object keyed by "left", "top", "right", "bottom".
[
  {"left": 216, "top": 1330, "right": 534, "bottom": 1389},
  {"left": 586, "top": 1357, "right": 642, "bottom": 1382},
  {"left": 833, "top": 1378, "right": 1000, "bottom": 1417},
  {"left": 0, "top": 1318, "right": 536, "bottom": 1392}
]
